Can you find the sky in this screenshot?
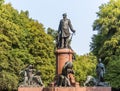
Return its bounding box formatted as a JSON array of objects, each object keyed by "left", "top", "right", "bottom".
[{"left": 5, "top": 0, "right": 109, "bottom": 55}]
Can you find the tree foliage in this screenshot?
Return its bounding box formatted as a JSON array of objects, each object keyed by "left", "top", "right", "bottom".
[
  {"left": 73, "top": 53, "right": 97, "bottom": 86},
  {"left": 0, "top": 2, "right": 55, "bottom": 89},
  {"left": 105, "top": 56, "right": 120, "bottom": 88},
  {"left": 90, "top": 0, "right": 120, "bottom": 87},
  {"left": 47, "top": 27, "right": 57, "bottom": 40}
]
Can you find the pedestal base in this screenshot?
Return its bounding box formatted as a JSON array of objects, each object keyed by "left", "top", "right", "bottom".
[
  {"left": 18, "top": 87, "right": 43, "bottom": 91},
  {"left": 18, "top": 86, "right": 111, "bottom": 91},
  {"left": 55, "top": 48, "right": 74, "bottom": 75},
  {"left": 44, "top": 87, "right": 111, "bottom": 91}
]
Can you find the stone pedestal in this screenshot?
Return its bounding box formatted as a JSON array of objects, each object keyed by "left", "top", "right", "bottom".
[
  {"left": 18, "top": 87, "right": 111, "bottom": 91},
  {"left": 18, "top": 87, "right": 43, "bottom": 91},
  {"left": 44, "top": 87, "right": 111, "bottom": 91},
  {"left": 54, "top": 48, "right": 78, "bottom": 87},
  {"left": 55, "top": 48, "right": 74, "bottom": 75}
]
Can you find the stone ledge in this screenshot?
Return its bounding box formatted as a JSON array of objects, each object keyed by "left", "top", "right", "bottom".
[
  {"left": 55, "top": 48, "right": 74, "bottom": 54},
  {"left": 44, "top": 87, "right": 111, "bottom": 91},
  {"left": 18, "top": 87, "right": 43, "bottom": 91},
  {"left": 18, "top": 87, "right": 111, "bottom": 91}
]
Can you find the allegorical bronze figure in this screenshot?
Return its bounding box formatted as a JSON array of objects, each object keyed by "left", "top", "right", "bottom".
[
  {"left": 19, "top": 65, "right": 43, "bottom": 86},
  {"left": 96, "top": 58, "right": 105, "bottom": 83},
  {"left": 56, "top": 61, "right": 75, "bottom": 87}
]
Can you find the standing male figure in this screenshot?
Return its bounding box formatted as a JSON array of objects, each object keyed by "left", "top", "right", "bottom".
[{"left": 58, "top": 13, "right": 75, "bottom": 48}]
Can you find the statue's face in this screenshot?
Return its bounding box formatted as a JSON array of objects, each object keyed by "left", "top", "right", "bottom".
[
  {"left": 28, "top": 65, "right": 33, "bottom": 68},
  {"left": 98, "top": 59, "right": 101, "bottom": 63},
  {"left": 63, "top": 15, "right": 66, "bottom": 18},
  {"left": 63, "top": 13, "right": 67, "bottom": 19}
]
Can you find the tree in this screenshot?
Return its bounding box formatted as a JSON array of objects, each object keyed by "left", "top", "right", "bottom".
[
  {"left": 47, "top": 27, "right": 57, "bottom": 40},
  {"left": 47, "top": 28, "right": 58, "bottom": 49},
  {"left": 105, "top": 56, "right": 120, "bottom": 88},
  {"left": 0, "top": 3, "right": 55, "bottom": 89},
  {"left": 90, "top": 0, "right": 120, "bottom": 87},
  {"left": 73, "top": 53, "right": 97, "bottom": 86},
  {"left": 0, "top": 0, "right": 4, "bottom": 6}
]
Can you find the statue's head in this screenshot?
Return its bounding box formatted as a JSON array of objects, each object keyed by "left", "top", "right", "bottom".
[
  {"left": 62, "top": 13, "right": 67, "bottom": 18},
  {"left": 36, "top": 71, "right": 41, "bottom": 75},
  {"left": 65, "top": 61, "right": 73, "bottom": 68},
  {"left": 98, "top": 58, "right": 101, "bottom": 63},
  {"left": 28, "top": 64, "right": 33, "bottom": 69}
]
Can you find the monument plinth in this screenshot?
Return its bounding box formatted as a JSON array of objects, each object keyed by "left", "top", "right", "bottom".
[
  {"left": 54, "top": 48, "right": 77, "bottom": 87},
  {"left": 55, "top": 48, "right": 74, "bottom": 75},
  {"left": 18, "top": 86, "right": 43, "bottom": 91},
  {"left": 44, "top": 87, "right": 111, "bottom": 91}
]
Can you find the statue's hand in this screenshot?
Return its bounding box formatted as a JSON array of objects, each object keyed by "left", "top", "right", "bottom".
[{"left": 73, "top": 30, "right": 76, "bottom": 33}]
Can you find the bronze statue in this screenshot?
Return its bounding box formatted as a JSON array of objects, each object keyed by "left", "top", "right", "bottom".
[
  {"left": 32, "top": 71, "right": 43, "bottom": 86},
  {"left": 84, "top": 75, "right": 97, "bottom": 86},
  {"left": 84, "top": 75, "right": 109, "bottom": 87},
  {"left": 56, "top": 61, "right": 75, "bottom": 87},
  {"left": 19, "top": 68, "right": 28, "bottom": 86},
  {"left": 96, "top": 58, "right": 105, "bottom": 83},
  {"left": 84, "top": 59, "right": 110, "bottom": 87},
  {"left": 19, "top": 64, "right": 43, "bottom": 87},
  {"left": 25, "top": 65, "right": 35, "bottom": 85},
  {"left": 57, "top": 13, "right": 75, "bottom": 48}
]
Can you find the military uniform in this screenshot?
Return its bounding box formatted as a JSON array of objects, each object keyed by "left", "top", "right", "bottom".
[{"left": 58, "top": 14, "right": 75, "bottom": 48}]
